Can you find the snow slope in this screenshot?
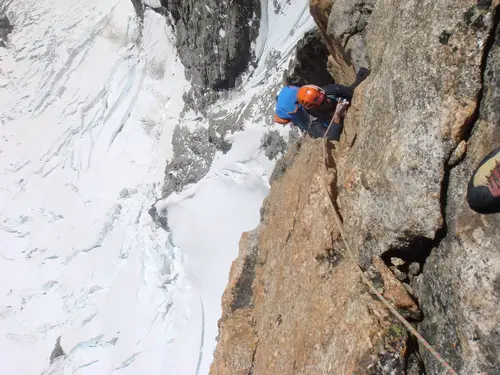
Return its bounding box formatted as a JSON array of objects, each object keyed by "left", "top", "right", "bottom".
[{"left": 0, "top": 0, "right": 313, "bottom": 374}]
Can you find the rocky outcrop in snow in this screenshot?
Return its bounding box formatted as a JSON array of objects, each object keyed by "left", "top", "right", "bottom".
[
  {"left": 212, "top": 0, "right": 500, "bottom": 373},
  {"left": 0, "top": 14, "right": 13, "bottom": 47},
  {"left": 49, "top": 337, "right": 65, "bottom": 365},
  {"left": 161, "top": 124, "right": 231, "bottom": 199},
  {"left": 159, "top": 0, "right": 260, "bottom": 107}
]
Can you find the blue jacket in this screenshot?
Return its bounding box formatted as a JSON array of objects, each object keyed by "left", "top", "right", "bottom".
[{"left": 275, "top": 86, "right": 311, "bottom": 131}]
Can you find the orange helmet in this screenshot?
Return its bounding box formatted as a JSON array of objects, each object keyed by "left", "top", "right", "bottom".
[{"left": 297, "top": 85, "right": 326, "bottom": 109}]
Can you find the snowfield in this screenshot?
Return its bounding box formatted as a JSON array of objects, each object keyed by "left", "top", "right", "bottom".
[{"left": 0, "top": 0, "right": 313, "bottom": 374}]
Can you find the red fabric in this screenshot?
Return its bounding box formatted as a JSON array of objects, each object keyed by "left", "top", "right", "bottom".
[{"left": 274, "top": 114, "right": 291, "bottom": 124}]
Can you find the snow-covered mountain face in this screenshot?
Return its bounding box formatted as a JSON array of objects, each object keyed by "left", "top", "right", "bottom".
[{"left": 0, "top": 0, "right": 313, "bottom": 374}]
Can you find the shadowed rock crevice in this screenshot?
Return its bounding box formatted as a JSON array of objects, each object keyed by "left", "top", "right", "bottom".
[
  {"left": 248, "top": 339, "right": 259, "bottom": 375},
  {"left": 404, "top": 336, "right": 427, "bottom": 375},
  {"left": 337, "top": 1, "right": 375, "bottom": 47},
  {"left": 369, "top": 322, "right": 408, "bottom": 374},
  {"left": 230, "top": 247, "right": 258, "bottom": 312},
  {"left": 380, "top": 237, "right": 433, "bottom": 284},
  {"left": 284, "top": 28, "right": 336, "bottom": 86},
  {"left": 464, "top": 3, "right": 500, "bottom": 141}
]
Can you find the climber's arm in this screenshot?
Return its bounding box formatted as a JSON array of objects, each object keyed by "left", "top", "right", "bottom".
[
  {"left": 322, "top": 84, "right": 354, "bottom": 101},
  {"left": 326, "top": 100, "right": 350, "bottom": 141}
]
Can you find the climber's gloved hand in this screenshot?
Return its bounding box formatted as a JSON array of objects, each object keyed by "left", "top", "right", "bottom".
[
  {"left": 335, "top": 99, "right": 350, "bottom": 117},
  {"left": 332, "top": 99, "right": 350, "bottom": 126}
]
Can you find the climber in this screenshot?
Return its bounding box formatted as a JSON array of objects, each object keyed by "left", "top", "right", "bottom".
[
  {"left": 274, "top": 83, "right": 353, "bottom": 141},
  {"left": 467, "top": 146, "right": 500, "bottom": 214},
  {"left": 274, "top": 68, "right": 370, "bottom": 141},
  {"left": 272, "top": 84, "right": 353, "bottom": 138}
]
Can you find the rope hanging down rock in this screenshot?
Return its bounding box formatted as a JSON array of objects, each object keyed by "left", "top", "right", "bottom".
[{"left": 320, "top": 118, "right": 458, "bottom": 375}]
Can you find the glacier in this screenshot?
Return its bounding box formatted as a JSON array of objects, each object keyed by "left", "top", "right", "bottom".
[{"left": 0, "top": 0, "right": 313, "bottom": 374}]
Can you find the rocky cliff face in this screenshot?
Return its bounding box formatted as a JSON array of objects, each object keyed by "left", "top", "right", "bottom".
[
  {"left": 212, "top": 1, "right": 500, "bottom": 374},
  {"left": 416, "top": 16, "right": 500, "bottom": 374},
  {"left": 211, "top": 139, "right": 423, "bottom": 374}
]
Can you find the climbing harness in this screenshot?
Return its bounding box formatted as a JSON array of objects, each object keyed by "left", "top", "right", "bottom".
[{"left": 320, "top": 119, "right": 459, "bottom": 375}]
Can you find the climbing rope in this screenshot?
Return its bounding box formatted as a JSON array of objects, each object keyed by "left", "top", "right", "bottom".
[{"left": 320, "top": 119, "right": 458, "bottom": 375}]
